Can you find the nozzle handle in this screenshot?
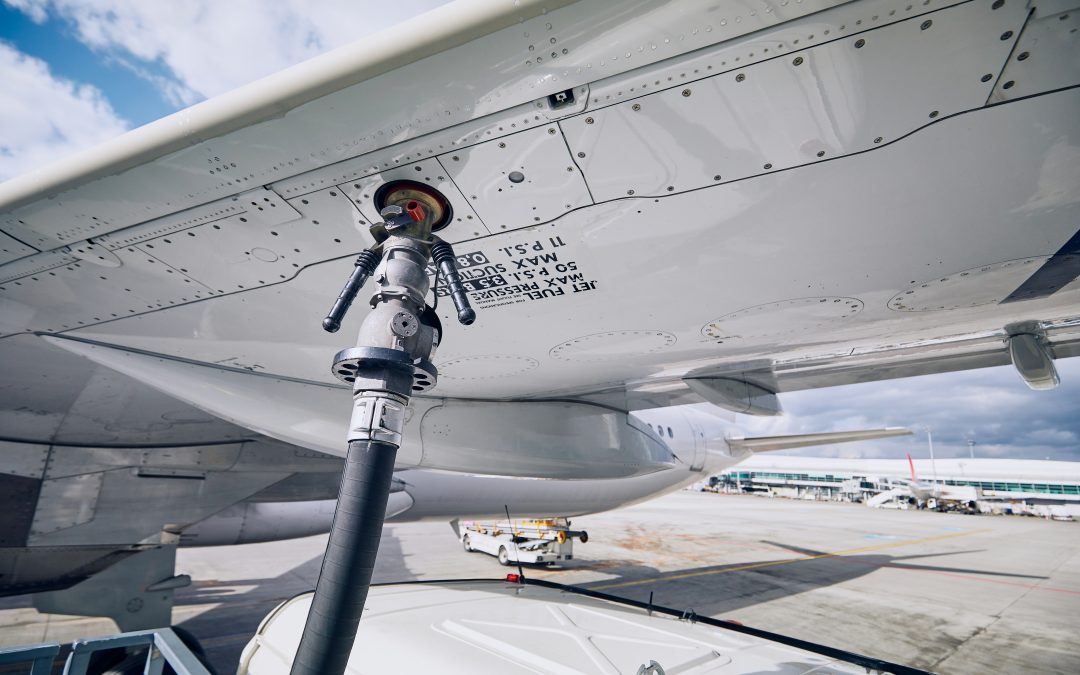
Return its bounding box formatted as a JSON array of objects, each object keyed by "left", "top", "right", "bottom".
[
  {"left": 431, "top": 239, "right": 476, "bottom": 326},
  {"left": 322, "top": 249, "right": 381, "bottom": 332}
]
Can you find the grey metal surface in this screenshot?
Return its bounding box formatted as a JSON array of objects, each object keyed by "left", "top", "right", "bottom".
[
  {"left": 0, "top": 335, "right": 256, "bottom": 445},
  {"left": 0, "top": 546, "right": 147, "bottom": 598},
  {"left": 33, "top": 545, "right": 184, "bottom": 632},
  {"left": 0, "top": 473, "right": 41, "bottom": 546}
]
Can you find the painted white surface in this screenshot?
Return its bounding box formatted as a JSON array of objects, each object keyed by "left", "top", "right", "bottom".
[
  {"left": 240, "top": 581, "right": 867, "bottom": 674},
  {"left": 0, "top": 0, "right": 1074, "bottom": 418}
]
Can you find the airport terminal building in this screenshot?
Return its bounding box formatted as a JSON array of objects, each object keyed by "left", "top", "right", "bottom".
[{"left": 715, "top": 456, "right": 1080, "bottom": 512}]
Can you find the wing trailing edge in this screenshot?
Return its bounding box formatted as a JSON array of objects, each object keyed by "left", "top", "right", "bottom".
[{"left": 726, "top": 427, "right": 912, "bottom": 453}]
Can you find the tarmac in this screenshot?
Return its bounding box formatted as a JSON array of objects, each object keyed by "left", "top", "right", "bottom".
[{"left": 1, "top": 491, "right": 1078, "bottom": 674}]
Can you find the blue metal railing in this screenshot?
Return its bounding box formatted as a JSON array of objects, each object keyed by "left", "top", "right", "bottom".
[
  {"left": 0, "top": 642, "right": 58, "bottom": 675},
  {"left": 0, "top": 628, "right": 211, "bottom": 675}
]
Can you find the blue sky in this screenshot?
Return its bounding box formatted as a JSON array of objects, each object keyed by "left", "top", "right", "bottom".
[
  {"left": 0, "top": 0, "right": 1077, "bottom": 461},
  {"left": 0, "top": 0, "right": 452, "bottom": 180},
  {"left": 0, "top": 2, "right": 175, "bottom": 127}
]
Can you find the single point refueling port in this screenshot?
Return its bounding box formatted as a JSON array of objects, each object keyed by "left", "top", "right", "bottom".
[{"left": 374, "top": 180, "right": 453, "bottom": 232}]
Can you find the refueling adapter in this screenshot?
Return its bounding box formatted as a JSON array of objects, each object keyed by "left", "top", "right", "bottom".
[{"left": 292, "top": 191, "right": 476, "bottom": 675}]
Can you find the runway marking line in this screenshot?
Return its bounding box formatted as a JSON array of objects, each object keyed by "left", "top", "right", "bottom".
[{"left": 591, "top": 528, "right": 992, "bottom": 590}]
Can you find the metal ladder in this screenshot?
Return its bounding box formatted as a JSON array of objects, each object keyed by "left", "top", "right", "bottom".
[{"left": 0, "top": 628, "right": 211, "bottom": 675}]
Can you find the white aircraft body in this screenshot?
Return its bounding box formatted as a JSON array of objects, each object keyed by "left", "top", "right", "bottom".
[{"left": 0, "top": 0, "right": 1077, "bottom": 640}]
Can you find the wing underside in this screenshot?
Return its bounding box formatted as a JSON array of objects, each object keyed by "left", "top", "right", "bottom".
[{"left": 0, "top": 0, "right": 1077, "bottom": 424}]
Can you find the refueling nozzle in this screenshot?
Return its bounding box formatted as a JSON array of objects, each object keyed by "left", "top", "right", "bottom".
[{"left": 321, "top": 188, "right": 476, "bottom": 331}]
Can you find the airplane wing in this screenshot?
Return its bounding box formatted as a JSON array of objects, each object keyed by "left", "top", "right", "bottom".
[
  {"left": 0, "top": 0, "right": 1074, "bottom": 457},
  {"left": 2, "top": 0, "right": 1077, "bottom": 427},
  {"left": 726, "top": 428, "right": 913, "bottom": 453},
  {"left": 1, "top": 0, "right": 1077, "bottom": 633}
]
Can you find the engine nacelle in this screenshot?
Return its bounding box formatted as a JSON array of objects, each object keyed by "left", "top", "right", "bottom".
[
  {"left": 412, "top": 400, "right": 674, "bottom": 479},
  {"left": 178, "top": 493, "right": 413, "bottom": 547}
]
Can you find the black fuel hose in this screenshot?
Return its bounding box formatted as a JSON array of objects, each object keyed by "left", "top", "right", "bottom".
[{"left": 289, "top": 439, "right": 399, "bottom": 675}]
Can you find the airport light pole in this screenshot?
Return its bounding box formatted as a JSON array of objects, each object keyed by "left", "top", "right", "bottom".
[
  {"left": 925, "top": 427, "right": 939, "bottom": 495},
  {"left": 291, "top": 200, "right": 475, "bottom": 675}
]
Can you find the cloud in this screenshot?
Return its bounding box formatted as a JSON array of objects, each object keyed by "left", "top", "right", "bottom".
[
  {"left": 738, "top": 358, "right": 1080, "bottom": 461},
  {"left": 4, "top": 0, "right": 47, "bottom": 23},
  {"left": 0, "top": 41, "right": 129, "bottom": 182},
  {"left": 7, "top": 0, "right": 451, "bottom": 103}
]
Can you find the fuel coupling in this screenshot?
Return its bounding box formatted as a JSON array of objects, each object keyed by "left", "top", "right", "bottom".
[
  {"left": 297, "top": 193, "right": 477, "bottom": 675},
  {"left": 321, "top": 199, "right": 477, "bottom": 400}
]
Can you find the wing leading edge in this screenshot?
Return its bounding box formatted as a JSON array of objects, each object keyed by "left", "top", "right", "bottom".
[{"left": 727, "top": 428, "right": 913, "bottom": 453}]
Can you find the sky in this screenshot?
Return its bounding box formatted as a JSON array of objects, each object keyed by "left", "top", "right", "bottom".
[
  {"left": 0, "top": 0, "right": 451, "bottom": 181},
  {"left": 0, "top": 1, "right": 1077, "bottom": 461},
  {"left": 737, "top": 358, "right": 1080, "bottom": 462}
]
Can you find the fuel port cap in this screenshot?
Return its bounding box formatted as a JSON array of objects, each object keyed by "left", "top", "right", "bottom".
[{"left": 374, "top": 180, "right": 454, "bottom": 232}]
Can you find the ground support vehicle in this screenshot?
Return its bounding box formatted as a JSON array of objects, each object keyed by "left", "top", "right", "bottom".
[{"left": 459, "top": 519, "right": 587, "bottom": 566}]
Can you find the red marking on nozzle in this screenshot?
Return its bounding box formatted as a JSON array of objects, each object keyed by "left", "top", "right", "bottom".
[{"left": 405, "top": 200, "right": 425, "bottom": 222}]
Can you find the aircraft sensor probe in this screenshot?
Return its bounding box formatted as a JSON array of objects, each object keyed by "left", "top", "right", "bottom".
[{"left": 294, "top": 191, "right": 475, "bottom": 675}]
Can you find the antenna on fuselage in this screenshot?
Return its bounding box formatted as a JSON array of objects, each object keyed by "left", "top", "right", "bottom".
[{"left": 504, "top": 504, "right": 525, "bottom": 582}]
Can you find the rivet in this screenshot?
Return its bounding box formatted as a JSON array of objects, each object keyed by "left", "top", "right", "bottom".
[
  {"left": 981, "top": 73, "right": 993, "bottom": 82},
  {"left": 498, "top": 142, "right": 506, "bottom": 148},
  {"left": 735, "top": 73, "right": 745, "bottom": 82},
  {"left": 764, "top": 163, "right": 773, "bottom": 169},
  {"left": 681, "top": 88, "right": 692, "bottom": 96},
  {"left": 1003, "top": 80, "right": 1015, "bottom": 89},
  {"left": 793, "top": 56, "right": 803, "bottom": 66},
  {"left": 874, "top": 136, "right": 883, "bottom": 143},
  {"left": 632, "top": 103, "right": 641, "bottom": 111},
  {"left": 929, "top": 110, "right": 939, "bottom": 118},
  {"left": 1017, "top": 51, "right": 1029, "bottom": 61},
  {"left": 713, "top": 174, "right": 722, "bottom": 180},
  {"left": 921, "top": 19, "right": 932, "bottom": 30},
  {"left": 992, "top": 0, "right": 1004, "bottom": 8},
  {"left": 1000, "top": 31, "right": 1013, "bottom": 40},
  {"left": 627, "top": 189, "right": 635, "bottom": 195},
  {"left": 816, "top": 150, "right": 825, "bottom": 157},
  {"left": 854, "top": 38, "right": 866, "bottom": 48},
  {"left": 577, "top": 151, "right": 586, "bottom": 158},
  {"left": 548, "top": 128, "right": 556, "bottom": 134},
  {"left": 585, "top": 117, "right": 594, "bottom": 124},
  {"left": 666, "top": 186, "right": 674, "bottom": 191}
]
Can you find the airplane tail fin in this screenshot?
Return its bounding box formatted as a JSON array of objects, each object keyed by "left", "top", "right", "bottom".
[
  {"left": 726, "top": 427, "right": 911, "bottom": 453},
  {"left": 907, "top": 453, "right": 917, "bottom": 483}
]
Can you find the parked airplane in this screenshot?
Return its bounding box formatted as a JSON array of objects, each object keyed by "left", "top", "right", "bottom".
[
  {"left": 184, "top": 405, "right": 910, "bottom": 546},
  {"left": 0, "top": 0, "right": 1076, "bottom": 647},
  {"left": 1, "top": 359, "right": 903, "bottom": 631}
]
